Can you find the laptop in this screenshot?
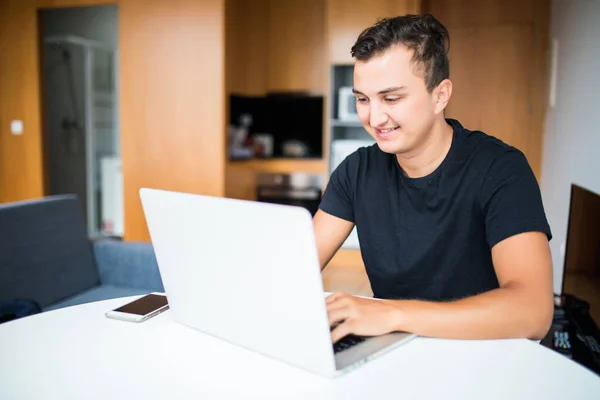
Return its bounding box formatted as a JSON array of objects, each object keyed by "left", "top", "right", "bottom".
[{"left": 139, "top": 188, "right": 416, "bottom": 377}]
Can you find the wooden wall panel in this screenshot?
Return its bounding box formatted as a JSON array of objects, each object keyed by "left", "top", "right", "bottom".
[
  {"left": 0, "top": 1, "right": 43, "bottom": 203},
  {"left": 424, "top": 0, "right": 551, "bottom": 180},
  {"left": 120, "top": 0, "right": 225, "bottom": 241},
  {"left": 326, "top": 0, "right": 421, "bottom": 64},
  {"left": 423, "top": 0, "right": 547, "bottom": 26},
  {"left": 444, "top": 25, "right": 537, "bottom": 172}
]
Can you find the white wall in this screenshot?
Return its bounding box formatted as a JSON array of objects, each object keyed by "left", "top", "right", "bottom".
[{"left": 540, "top": 0, "right": 600, "bottom": 294}]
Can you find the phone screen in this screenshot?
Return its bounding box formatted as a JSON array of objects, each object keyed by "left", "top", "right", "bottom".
[{"left": 114, "top": 294, "right": 169, "bottom": 316}]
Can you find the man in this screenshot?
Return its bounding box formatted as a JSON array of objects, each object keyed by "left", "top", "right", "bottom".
[{"left": 315, "top": 14, "right": 554, "bottom": 344}]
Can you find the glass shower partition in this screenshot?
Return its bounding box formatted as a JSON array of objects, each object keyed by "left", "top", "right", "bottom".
[{"left": 43, "top": 35, "right": 121, "bottom": 238}]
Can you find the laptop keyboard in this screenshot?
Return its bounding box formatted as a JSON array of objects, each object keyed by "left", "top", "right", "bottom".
[{"left": 333, "top": 334, "right": 367, "bottom": 354}]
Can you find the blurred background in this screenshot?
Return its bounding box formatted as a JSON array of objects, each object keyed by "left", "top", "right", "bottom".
[{"left": 0, "top": 0, "right": 598, "bottom": 315}]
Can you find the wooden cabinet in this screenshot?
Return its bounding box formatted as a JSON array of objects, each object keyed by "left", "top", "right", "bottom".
[
  {"left": 226, "top": 0, "right": 325, "bottom": 95},
  {"left": 326, "top": 0, "right": 421, "bottom": 64},
  {"left": 267, "top": 0, "right": 325, "bottom": 92},
  {"left": 225, "top": 0, "right": 327, "bottom": 205},
  {"left": 225, "top": 159, "right": 327, "bottom": 201},
  {"left": 225, "top": 0, "right": 269, "bottom": 96}
]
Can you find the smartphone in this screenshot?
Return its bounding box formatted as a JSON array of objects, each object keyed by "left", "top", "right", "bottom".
[{"left": 105, "top": 293, "right": 169, "bottom": 323}]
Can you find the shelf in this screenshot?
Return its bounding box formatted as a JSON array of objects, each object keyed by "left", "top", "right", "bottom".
[
  {"left": 331, "top": 119, "right": 363, "bottom": 128},
  {"left": 227, "top": 158, "right": 327, "bottom": 174}
]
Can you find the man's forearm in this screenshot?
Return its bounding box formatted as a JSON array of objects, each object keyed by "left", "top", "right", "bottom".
[{"left": 389, "top": 285, "right": 554, "bottom": 340}]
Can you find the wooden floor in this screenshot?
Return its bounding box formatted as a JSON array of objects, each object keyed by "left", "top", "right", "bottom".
[{"left": 321, "top": 249, "right": 373, "bottom": 297}]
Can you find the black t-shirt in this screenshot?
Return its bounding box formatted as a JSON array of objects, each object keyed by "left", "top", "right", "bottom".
[{"left": 319, "top": 119, "right": 552, "bottom": 301}]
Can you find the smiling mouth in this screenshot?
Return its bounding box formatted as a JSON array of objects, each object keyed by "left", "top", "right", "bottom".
[{"left": 375, "top": 126, "right": 399, "bottom": 137}]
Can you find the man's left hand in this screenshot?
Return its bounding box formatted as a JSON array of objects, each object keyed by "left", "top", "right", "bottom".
[{"left": 326, "top": 292, "right": 401, "bottom": 343}]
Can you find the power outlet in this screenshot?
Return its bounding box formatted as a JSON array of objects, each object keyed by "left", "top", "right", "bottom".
[{"left": 11, "top": 120, "right": 23, "bottom": 135}]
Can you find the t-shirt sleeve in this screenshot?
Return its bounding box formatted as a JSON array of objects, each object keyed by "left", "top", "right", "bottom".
[
  {"left": 481, "top": 149, "right": 552, "bottom": 249},
  {"left": 318, "top": 153, "right": 357, "bottom": 223}
]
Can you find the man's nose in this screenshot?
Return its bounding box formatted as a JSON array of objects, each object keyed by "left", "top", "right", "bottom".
[{"left": 369, "top": 103, "right": 388, "bottom": 127}]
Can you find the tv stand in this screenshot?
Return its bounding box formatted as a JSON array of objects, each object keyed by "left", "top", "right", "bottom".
[{"left": 541, "top": 294, "right": 600, "bottom": 375}]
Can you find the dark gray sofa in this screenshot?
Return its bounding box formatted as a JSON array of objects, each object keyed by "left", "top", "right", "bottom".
[{"left": 0, "top": 194, "right": 164, "bottom": 313}]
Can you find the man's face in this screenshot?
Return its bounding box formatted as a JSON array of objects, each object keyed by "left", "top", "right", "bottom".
[{"left": 353, "top": 44, "right": 438, "bottom": 155}]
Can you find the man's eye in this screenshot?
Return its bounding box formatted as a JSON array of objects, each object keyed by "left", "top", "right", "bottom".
[
  {"left": 356, "top": 98, "right": 368, "bottom": 103},
  {"left": 385, "top": 97, "right": 401, "bottom": 103}
]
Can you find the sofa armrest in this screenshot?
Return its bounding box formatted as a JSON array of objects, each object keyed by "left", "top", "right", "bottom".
[{"left": 92, "top": 239, "right": 164, "bottom": 292}]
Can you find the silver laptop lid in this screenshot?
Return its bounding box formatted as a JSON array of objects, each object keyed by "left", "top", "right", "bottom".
[{"left": 140, "top": 188, "right": 336, "bottom": 376}]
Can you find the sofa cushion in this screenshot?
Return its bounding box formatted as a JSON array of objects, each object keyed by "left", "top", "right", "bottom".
[
  {"left": 93, "top": 239, "right": 164, "bottom": 292},
  {"left": 0, "top": 195, "right": 100, "bottom": 308},
  {"left": 0, "top": 299, "right": 42, "bottom": 323},
  {"left": 44, "top": 285, "right": 152, "bottom": 311}
]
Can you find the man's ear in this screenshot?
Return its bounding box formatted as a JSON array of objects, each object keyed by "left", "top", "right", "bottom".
[{"left": 433, "top": 79, "right": 452, "bottom": 115}]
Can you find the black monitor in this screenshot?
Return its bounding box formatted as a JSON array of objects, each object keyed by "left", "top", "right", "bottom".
[{"left": 562, "top": 184, "right": 600, "bottom": 324}]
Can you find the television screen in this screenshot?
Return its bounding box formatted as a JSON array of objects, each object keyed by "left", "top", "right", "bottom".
[
  {"left": 228, "top": 93, "right": 324, "bottom": 159},
  {"left": 562, "top": 184, "right": 600, "bottom": 324},
  {"left": 266, "top": 93, "right": 323, "bottom": 158}
]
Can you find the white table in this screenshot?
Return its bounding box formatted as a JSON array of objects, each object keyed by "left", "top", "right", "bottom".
[{"left": 1, "top": 296, "right": 599, "bottom": 400}]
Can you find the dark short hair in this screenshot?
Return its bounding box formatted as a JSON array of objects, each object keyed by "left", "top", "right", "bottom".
[{"left": 351, "top": 14, "right": 450, "bottom": 92}]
